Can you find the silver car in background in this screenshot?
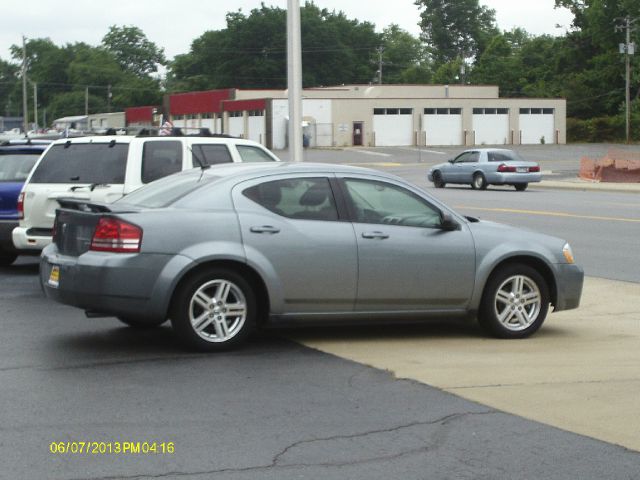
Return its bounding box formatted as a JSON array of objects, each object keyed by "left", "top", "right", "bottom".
[
  {"left": 428, "top": 148, "right": 542, "bottom": 191},
  {"left": 40, "top": 162, "right": 582, "bottom": 351}
]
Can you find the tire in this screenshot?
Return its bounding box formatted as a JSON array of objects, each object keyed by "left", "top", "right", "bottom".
[
  {"left": 0, "top": 251, "right": 17, "bottom": 267},
  {"left": 117, "top": 316, "right": 167, "bottom": 329},
  {"left": 432, "top": 171, "right": 446, "bottom": 188},
  {"left": 170, "top": 268, "right": 256, "bottom": 351},
  {"left": 478, "top": 264, "right": 550, "bottom": 339},
  {"left": 471, "top": 172, "right": 488, "bottom": 190},
  {"left": 514, "top": 183, "right": 528, "bottom": 192}
]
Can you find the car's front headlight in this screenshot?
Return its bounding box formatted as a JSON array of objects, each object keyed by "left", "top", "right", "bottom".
[{"left": 562, "top": 242, "right": 575, "bottom": 264}]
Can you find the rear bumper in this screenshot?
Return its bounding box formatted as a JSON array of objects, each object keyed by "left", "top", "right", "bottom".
[
  {"left": 12, "top": 226, "right": 51, "bottom": 251},
  {"left": 40, "top": 245, "right": 192, "bottom": 321},
  {"left": 486, "top": 172, "right": 542, "bottom": 184},
  {"left": 553, "top": 263, "right": 584, "bottom": 311}
]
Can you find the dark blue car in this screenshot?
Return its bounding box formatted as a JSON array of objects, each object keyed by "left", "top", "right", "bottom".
[{"left": 0, "top": 140, "right": 50, "bottom": 265}]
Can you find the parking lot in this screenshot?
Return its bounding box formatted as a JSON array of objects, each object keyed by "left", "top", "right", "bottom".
[{"left": 1, "top": 144, "right": 639, "bottom": 479}]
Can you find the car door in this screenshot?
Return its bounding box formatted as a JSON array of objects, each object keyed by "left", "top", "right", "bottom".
[
  {"left": 338, "top": 176, "right": 476, "bottom": 312},
  {"left": 232, "top": 174, "right": 357, "bottom": 314},
  {"left": 447, "top": 151, "right": 480, "bottom": 183}
]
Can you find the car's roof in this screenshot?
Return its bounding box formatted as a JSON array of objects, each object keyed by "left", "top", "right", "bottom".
[
  {"left": 50, "top": 135, "right": 267, "bottom": 145},
  {"left": 463, "top": 148, "right": 516, "bottom": 153},
  {"left": 178, "top": 161, "right": 396, "bottom": 181},
  {"left": 0, "top": 144, "right": 49, "bottom": 153}
]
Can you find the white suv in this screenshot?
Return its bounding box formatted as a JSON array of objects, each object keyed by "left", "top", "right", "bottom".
[{"left": 12, "top": 134, "right": 280, "bottom": 252}]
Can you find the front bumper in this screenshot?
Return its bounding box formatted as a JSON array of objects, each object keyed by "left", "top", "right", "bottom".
[
  {"left": 553, "top": 263, "right": 584, "bottom": 311},
  {"left": 40, "top": 245, "right": 191, "bottom": 321}
]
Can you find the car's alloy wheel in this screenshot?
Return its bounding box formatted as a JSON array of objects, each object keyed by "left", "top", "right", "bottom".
[
  {"left": 171, "top": 268, "right": 255, "bottom": 351},
  {"left": 433, "top": 171, "right": 446, "bottom": 188},
  {"left": 479, "top": 264, "right": 549, "bottom": 338},
  {"left": 471, "top": 173, "right": 487, "bottom": 190},
  {"left": 515, "top": 183, "right": 528, "bottom": 191}
]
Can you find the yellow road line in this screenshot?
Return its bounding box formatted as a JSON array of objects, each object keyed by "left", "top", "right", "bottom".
[{"left": 456, "top": 206, "right": 640, "bottom": 223}]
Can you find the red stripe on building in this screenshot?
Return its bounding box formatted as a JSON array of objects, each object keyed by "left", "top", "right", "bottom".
[
  {"left": 126, "top": 106, "right": 156, "bottom": 124},
  {"left": 169, "top": 89, "right": 234, "bottom": 115},
  {"left": 223, "top": 99, "right": 267, "bottom": 112}
]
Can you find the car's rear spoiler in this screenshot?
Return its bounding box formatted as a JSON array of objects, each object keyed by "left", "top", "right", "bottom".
[{"left": 56, "top": 197, "right": 139, "bottom": 214}]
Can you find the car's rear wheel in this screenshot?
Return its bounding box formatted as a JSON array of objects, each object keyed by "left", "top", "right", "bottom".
[
  {"left": 514, "top": 183, "right": 528, "bottom": 191},
  {"left": 170, "top": 268, "right": 255, "bottom": 351},
  {"left": 0, "top": 251, "right": 17, "bottom": 266},
  {"left": 432, "top": 171, "right": 446, "bottom": 188},
  {"left": 478, "top": 264, "right": 549, "bottom": 339},
  {"left": 471, "top": 173, "right": 488, "bottom": 190},
  {"left": 117, "top": 316, "right": 167, "bottom": 329}
]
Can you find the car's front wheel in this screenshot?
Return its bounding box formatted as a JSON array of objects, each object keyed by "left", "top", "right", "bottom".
[
  {"left": 432, "top": 171, "right": 446, "bottom": 188},
  {"left": 471, "top": 172, "right": 488, "bottom": 190},
  {"left": 478, "top": 264, "right": 549, "bottom": 339},
  {"left": 170, "top": 268, "right": 255, "bottom": 351}
]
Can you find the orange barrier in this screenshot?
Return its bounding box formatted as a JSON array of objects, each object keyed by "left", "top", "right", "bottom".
[{"left": 579, "top": 150, "right": 640, "bottom": 183}]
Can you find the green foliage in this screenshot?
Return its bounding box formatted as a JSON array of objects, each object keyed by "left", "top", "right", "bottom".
[
  {"left": 415, "top": 0, "right": 498, "bottom": 64},
  {"left": 379, "top": 25, "right": 432, "bottom": 84},
  {"left": 102, "top": 25, "right": 166, "bottom": 76}
]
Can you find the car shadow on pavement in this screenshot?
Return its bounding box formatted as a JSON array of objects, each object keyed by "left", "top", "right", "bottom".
[{"left": 0, "top": 261, "right": 39, "bottom": 276}]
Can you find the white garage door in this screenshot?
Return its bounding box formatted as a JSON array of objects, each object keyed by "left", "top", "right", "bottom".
[
  {"left": 247, "top": 111, "right": 265, "bottom": 144},
  {"left": 473, "top": 108, "right": 509, "bottom": 145},
  {"left": 373, "top": 108, "right": 413, "bottom": 146},
  {"left": 519, "top": 108, "right": 555, "bottom": 144},
  {"left": 423, "top": 108, "right": 463, "bottom": 146},
  {"left": 228, "top": 114, "right": 244, "bottom": 138}
]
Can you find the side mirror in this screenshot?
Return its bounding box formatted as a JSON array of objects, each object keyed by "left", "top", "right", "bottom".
[
  {"left": 440, "top": 213, "right": 460, "bottom": 231},
  {"left": 448, "top": 158, "right": 454, "bottom": 164}
]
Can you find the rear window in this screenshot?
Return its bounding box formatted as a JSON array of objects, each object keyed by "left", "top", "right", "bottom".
[
  {"left": 117, "top": 173, "right": 219, "bottom": 208},
  {"left": 29, "top": 143, "right": 128, "bottom": 184},
  {"left": 0, "top": 153, "right": 40, "bottom": 182},
  {"left": 488, "top": 151, "right": 523, "bottom": 162}
]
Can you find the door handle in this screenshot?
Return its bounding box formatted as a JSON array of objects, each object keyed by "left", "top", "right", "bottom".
[
  {"left": 361, "top": 231, "right": 389, "bottom": 240},
  {"left": 250, "top": 225, "right": 280, "bottom": 234}
]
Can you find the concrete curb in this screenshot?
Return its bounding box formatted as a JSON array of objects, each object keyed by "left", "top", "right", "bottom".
[{"left": 537, "top": 179, "right": 640, "bottom": 194}]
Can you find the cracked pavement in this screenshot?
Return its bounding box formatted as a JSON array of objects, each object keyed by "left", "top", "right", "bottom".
[{"left": 1, "top": 260, "right": 640, "bottom": 479}]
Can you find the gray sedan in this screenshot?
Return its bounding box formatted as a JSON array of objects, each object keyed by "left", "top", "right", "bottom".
[
  {"left": 41, "top": 162, "right": 582, "bottom": 351},
  {"left": 428, "top": 148, "right": 542, "bottom": 191}
]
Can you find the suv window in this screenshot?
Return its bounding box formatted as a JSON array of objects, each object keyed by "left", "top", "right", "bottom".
[
  {"left": 142, "top": 141, "right": 183, "bottom": 183},
  {"left": 243, "top": 178, "right": 338, "bottom": 221},
  {"left": 29, "top": 143, "right": 128, "bottom": 184},
  {"left": 0, "top": 153, "right": 40, "bottom": 182},
  {"left": 237, "top": 145, "right": 276, "bottom": 163},
  {"left": 192, "top": 144, "right": 233, "bottom": 165}
]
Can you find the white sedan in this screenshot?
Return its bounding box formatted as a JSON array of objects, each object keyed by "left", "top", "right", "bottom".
[{"left": 427, "top": 148, "right": 542, "bottom": 191}]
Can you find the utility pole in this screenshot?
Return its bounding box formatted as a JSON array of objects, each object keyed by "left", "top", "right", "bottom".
[
  {"left": 33, "top": 82, "right": 38, "bottom": 130},
  {"left": 616, "top": 16, "right": 638, "bottom": 144},
  {"left": 85, "top": 86, "right": 89, "bottom": 117},
  {"left": 21, "top": 36, "right": 28, "bottom": 134},
  {"left": 107, "top": 84, "right": 112, "bottom": 113},
  {"left": 286, "top": 0, "right": 303, "bottom": 162},
  {"left": 376, "top": 46, "right": 384, "bottom": 84}
]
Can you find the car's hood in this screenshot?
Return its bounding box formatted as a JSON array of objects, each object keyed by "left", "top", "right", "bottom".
[{"left": 467, "top": 218, "right": 568, "bottom": 264}]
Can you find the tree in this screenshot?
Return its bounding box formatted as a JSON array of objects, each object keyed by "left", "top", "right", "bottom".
[
  {"left": 102, "top": 25, "right": 166, "bottom": 76},
  {"left": 415, "top": 0, "right": 498, "bottom": 65},
  {"left": 379, "top": 24, "right": 432, "bottom": 84}
]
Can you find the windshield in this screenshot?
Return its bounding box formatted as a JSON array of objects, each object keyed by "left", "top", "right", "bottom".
[
  {"left": 0, "top": 153, "right": 40, "bottom": 182},
  {"left": 29, "top": 143, "right": 128, "bottom": 184},
  {"left": 117, "top": 173, "right": 220, "bottom": 208}
]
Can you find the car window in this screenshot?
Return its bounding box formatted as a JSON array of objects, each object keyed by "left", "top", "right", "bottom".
[
  {"left": 236, "top": 145, "right": 276, "bottom": 163},
  {"left": 192, "top": 144, "right": 233, "bottom": 166},
  {"left": 0, "top": 153, "right": 40, "bottom": 182},
  {"left": 142, "top": 141, "right": 183, "bottom": 183},
  {"left": 454, "top": 152, "right": 479, "bottom": 163},
  {"left": 343, "top": 178, "right": 441, "bottom": 228},
  {"left": 243, "top": 177, "right": 338, "bottom": 221},
  {"left": 29, "top": 143, "right": 128, "bottom": 184},
  {"left": 488, "top": 151, "right": 521, "bottom": 162}
]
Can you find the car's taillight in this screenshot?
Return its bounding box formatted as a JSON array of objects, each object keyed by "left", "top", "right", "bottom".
[
  {"left": 17, "top": 192, "right": 24, "bottom": 220},
  {"left": 90, "top": 217, "right": 142, "bottom": 253},
  {"left": 497, "top": 163, "right": 516, "bottom": 173},
  {"left": 529, "top": 165, "right": 540, "bottom": 172}
]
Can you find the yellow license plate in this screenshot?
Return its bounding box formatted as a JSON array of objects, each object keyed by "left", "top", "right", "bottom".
[{"left": 48, "top": 265, "right": 60, "bottom": 288}]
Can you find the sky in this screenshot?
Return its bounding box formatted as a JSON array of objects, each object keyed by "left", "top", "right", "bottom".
[{"left": 1, "top": 0, "right": 575, "bottom": 63}]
